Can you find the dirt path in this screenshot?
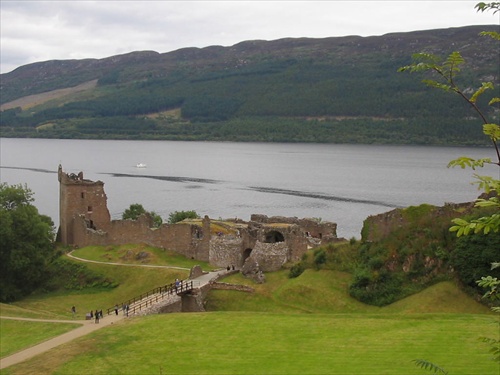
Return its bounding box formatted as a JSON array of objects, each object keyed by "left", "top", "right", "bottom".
[
  {"left": 66, "top": 251, "right": 190, "bottom": 270},
  {"left": 0, "top": 268, "right": 228, "bottom": 370},
  {"left": 0, "top": 313, "right": 124, "bottom": 370}
]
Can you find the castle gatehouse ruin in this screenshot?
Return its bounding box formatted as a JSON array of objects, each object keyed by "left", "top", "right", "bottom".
[{"left": 57, "top": 165, "right": 339, "bottom": 272}]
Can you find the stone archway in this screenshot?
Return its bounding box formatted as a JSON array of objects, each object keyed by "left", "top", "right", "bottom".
[
  {"left": 241, "top": 248, "right": 253, "bottom": 266},
  {"left": 264, "top": 230, "right": 285, "bottom": 243}
]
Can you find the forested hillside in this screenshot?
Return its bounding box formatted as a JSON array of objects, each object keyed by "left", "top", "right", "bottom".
[{"left": 1, "top": 25, "right": 498, "bottom": 145}]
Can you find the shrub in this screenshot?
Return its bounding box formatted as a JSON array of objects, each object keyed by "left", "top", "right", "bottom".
[
  {"left": 42, "top": 257, "right": 118, "bottom": 292},
  {"left": 150, "top": 211, "right": 163, "bottom": 228},
  {"left": 123, "top": 204, "right": 163, "bottom": 228},
  {"left": 168, "top": 210, "right": 200, "bottom": 224},
  {"left": 288, "top": 262, "right": 305, "bottom": 278},
  {"left": 122, "top": 203, "right": 146, "bottom": 220},
  {"left": 349, "top": 269, "right": 403, "bottom": 306},
  {"left": 450, "top": 232, "right": 500, "bottom": 295},
  {"left": 313, "top": 249, "right": 326, "bottom": 269}
]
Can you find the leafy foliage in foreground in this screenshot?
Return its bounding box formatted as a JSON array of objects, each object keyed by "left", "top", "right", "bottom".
[{"left": 0, "top": 183, "right": 56, "bottom": 302}]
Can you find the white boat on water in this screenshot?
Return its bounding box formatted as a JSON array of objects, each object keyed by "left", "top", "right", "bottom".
[{"left": 136, "top": 163, "right": 147, "bottom": 168}]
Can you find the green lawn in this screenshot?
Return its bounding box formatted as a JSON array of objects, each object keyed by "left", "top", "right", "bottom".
[
  {"left": 1, "top": 246, "right": 497, "bottom": 375},
  {"left": 0, "top": 319, "right": 80, "bottom": 358},
  {"left": 71, "top": 244, "right": 211, "bottom": 270},
  {"left": 2, "top": 312, "right": 497, "bottom": 375}
]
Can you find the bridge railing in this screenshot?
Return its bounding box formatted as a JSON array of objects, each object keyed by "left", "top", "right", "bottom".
[{"left": 106, "top": 280, "right": 197, "bottom": 316}]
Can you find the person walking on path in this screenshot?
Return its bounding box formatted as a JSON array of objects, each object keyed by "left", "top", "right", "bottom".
[
  {"left": 95, "top": 310, "right": 99, "bottom": 324},
  {"left": 114, "top": 305, "right": 119, "bottom": 315}
]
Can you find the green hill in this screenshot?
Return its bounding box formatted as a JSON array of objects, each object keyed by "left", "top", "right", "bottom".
[
  {"left": 0, "top": 250, "right": 495, "bottom": 374},
  {"left": 1, "top": 25, "right": 499, "bottom": 145}
]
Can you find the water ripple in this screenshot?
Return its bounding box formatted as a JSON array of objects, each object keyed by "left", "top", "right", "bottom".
[
  {"left": 107, "top": 173, "right": 220, "bottom": 184},
  {"left": 0, "top": 166, "right": 56, "bottom": 174},
  {"left": 248, "top": 186, "right": 401, "bottom": 208}
]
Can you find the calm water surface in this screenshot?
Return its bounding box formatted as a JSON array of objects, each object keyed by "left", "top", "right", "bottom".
[{"left": 1, "top": 138, "right": 497, "bottom": 239}]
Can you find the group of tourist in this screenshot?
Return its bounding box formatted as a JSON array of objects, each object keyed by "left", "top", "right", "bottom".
[
  {"left": 74, "top": 306, "right": 104, "bottom": 323},
  {"left": 119, "top": 304, "right": 130, "bottom": 316},
  {"left": 92, "top": 309, "right": 103, "bottom": 323}
]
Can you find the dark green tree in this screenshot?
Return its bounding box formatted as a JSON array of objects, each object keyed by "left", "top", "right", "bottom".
[
  {"left": 122, "top": 203, "right": 147, "bottom": 220},
  {"left": 0, "top": 183, "right": 55, "bottom": 302},
  {"left": 149, "top": 211, "right": 163, "bottom": 228},
  {"left": 122, "top": 203, "right": 163, "bottom": 228},
  {"left": 168, "top": 210, "right": 200, "bottom": 224}
]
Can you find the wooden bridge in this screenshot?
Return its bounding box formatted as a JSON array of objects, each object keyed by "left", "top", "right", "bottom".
[{"left": 106, "top": 279, "right": 199, "bottom": 316}]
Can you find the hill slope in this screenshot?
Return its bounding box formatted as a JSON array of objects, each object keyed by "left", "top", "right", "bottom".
[{"left": 1, "top": 25, "right": 499, "bottom": 145}]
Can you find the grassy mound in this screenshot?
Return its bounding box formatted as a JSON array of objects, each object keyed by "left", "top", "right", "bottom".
[{"left": 207, "top": 269, "right": 491, "bottom": 315}]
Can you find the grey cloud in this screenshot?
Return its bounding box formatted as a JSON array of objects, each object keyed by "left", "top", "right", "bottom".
[{"left": 1, "top": 1, "right": 493, "bottom": 74}]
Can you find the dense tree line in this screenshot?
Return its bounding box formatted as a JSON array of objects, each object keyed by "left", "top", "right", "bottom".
[
  {"left": 1, "top": 52, "right": 496, "bottom": 145},
  {"left": 0, "top": 115, "right": 488, "bottom": 145}
]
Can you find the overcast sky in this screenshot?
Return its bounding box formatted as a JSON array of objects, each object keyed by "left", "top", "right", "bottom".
[{"left": 1, "top": 0, "right": 498, "bottom": 74}]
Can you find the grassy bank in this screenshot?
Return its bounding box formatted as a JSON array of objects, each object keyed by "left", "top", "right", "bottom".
[
  {"left": 2, "top": 312, "right": 496, "bottom": 375},
  {"left": 1, "top": 246, "right": 496, "bottom": 374},
  {"left": 6, "top": 252, "right": 191, "bottom": 319}
]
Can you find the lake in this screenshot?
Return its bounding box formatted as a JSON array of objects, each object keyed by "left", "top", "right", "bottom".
[{"left": 0, "top": 138, "right": 497, "bottom": 239}]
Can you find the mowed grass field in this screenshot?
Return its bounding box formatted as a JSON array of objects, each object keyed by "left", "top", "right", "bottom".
[
  {"left": 0, "top": 319, "right": 80, "bottom": 358},
  {"left": 1, "top": 246, "right": 498, "bottom": 374}
]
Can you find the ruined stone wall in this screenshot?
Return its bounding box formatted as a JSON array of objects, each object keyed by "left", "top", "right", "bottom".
[
  {"left": 250, "top": 241, "right": 290, "bottom": 272},
  {"left": 72, "top": 216, "right": 109, "bottom": 247},
  {"left": 209, "top": 235, "right": 244, "bottom": 268},
  {"left": 280, "top": 225, "right": 308, "bottom": 262},
  {"left": 165, "top": 224, "right": 209, "bottom": 261},
  {"left": 251, "top": 214, "right": 337, "bottom": 240},
  {"left": 254, "top": 223, "right": 307, "bottom": 263},
  {"left": 58, "top": 165, "right": 111, "bottom": 245},
  {"left": 361, "top": 203, "right": 473, "bottom": 242},
  {"left": 71, "top": 212, "right": 210, "bottom": 261},
  {"left": 59, "top": 166, "right": 338, "bottom": 272}
]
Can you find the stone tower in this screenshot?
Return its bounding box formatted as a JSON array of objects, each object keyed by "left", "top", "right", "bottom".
[{"left": 58, "top": 165, "right": 111, "bottom": 245}]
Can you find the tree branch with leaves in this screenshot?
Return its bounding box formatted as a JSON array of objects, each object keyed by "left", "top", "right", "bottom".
[
  {"left": 399, "top": 8, "right": 499, "bottom": 236},
  {"left": 399, "top": 2, "right": 500, "bottom": 371}
]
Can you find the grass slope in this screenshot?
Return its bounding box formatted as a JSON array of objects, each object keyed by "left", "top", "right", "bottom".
[
  {"left": 207, "top": 269, "right": 491, "bottom": 315},
  {"left": 71, "top": 244, "right": 210, "bottom": 269},
  {"left": 9, "top": 253, "right": 191, "bottom": 319},
  {"left": 2, "top": 313, "right": 496, "bottom": 375},
  {"left": 0, "top": 246, "right": 496, "bottom": 374}
]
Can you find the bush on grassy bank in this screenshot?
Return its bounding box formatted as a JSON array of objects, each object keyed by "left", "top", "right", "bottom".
[
  {"left": 287, "top": 203, "right": 499, "bottom": 306},
  {"left": 41, "top": 256, "right": 118, "bottom": 293}
]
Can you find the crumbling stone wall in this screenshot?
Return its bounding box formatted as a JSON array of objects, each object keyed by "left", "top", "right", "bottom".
[
  {"left": 209, "top": 235, "right": 244, "bottom": 268},
  {"left": 251, "top": 214, "right": 337, "bottom": 240},
  {"left": 59, "top": 166, "right": 338, "bottom": 273},
  {"left": 58, "top": 165, "right": 111, "bottom": 244},
  {"left": 250, "top": 241, "right": 290, "bottom": 272},
  {"left": 362, "top": 203, "right": 473, "bottom": 242},
  {"left": 254, "top": 223, "right": 308, "bottom": 263}
]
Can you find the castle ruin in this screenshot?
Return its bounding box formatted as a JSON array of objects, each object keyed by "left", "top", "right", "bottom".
[{"left": 57, "top": 165, "right": 339, "bottom": 272}]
